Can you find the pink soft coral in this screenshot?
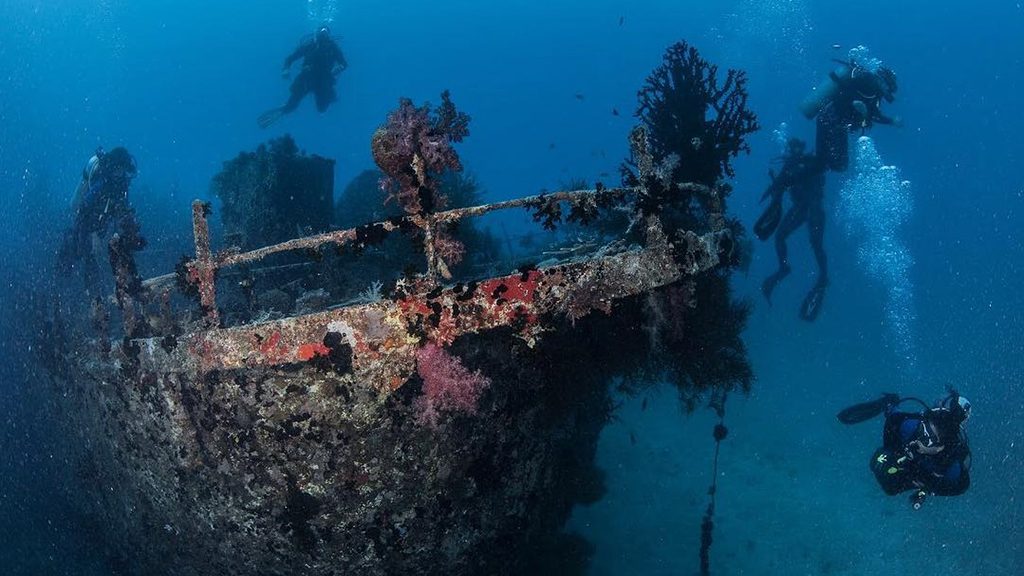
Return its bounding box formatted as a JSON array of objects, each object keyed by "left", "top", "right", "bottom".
[
  {"left": 371, "top": 91, "right": 470, "bottom": 215},
  {"left": 414, "top": 343, "right": 490, "bottom": 428},
  {"left": 433, "top": 232, "right": 466, "bottom": 267}
]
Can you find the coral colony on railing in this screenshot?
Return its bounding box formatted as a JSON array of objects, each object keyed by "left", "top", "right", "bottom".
[{"left": 372, "top": 91, "right": 472, "bottom": 276}]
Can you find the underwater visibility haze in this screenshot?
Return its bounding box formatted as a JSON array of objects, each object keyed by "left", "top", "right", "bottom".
[{"left": 1, "top": 1, "right": 1022, "bottom": 574}]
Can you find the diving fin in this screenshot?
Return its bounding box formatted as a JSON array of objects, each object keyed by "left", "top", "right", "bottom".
[
  {"left": 837, "top": 393, "right": 900, "bottom": 425},
  {"left": 799, "top": 282, "right": 827, "bottom": 322},
  {"left": 754, "top": 198, "right": 782, "bottom": 241},
  {"left": 257, "top": 107, "right": 285, "bottom": 129}
]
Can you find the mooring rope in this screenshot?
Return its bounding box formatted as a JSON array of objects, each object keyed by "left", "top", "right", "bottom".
[{"left": 699, "top": 391, "right": 729, "bottom": 575}]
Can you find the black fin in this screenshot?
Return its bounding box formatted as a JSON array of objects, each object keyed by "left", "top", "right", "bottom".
[
  {"left": 837, "top": 393, "right": 899, "bottom": 425},
  {"left": 799, "top": 283, "right": 826, "bottom": 322}
]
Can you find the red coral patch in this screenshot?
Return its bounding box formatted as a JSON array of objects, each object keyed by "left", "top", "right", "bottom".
[{"left": 297, "top": 342, "right": 331, "bottom": 361}]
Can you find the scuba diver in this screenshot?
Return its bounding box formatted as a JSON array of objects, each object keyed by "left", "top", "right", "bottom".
[
  {"left": 58, "top": 146, "right": 138, "bottom": 287},
  {"left": 838, "top": 390, "right": 972, "bottom": 510},
  {"left": 800, "top": 54, "right": 900, "bottom": 171},
  {"left": 258, "top": 26, "right": 348, "bottom": 129},
  {"left": 754, "top": 138, "right": 829, "bottom": 322}
]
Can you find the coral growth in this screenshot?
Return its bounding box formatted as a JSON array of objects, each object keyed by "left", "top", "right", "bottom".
[
  {"left": 618, "top": 41, "right": 757, "bottom": 403},
  {"left": 623, "top": 41, "right": 758, "bottom": 237},
  {"left": 371, "top": 91, "right": 470, "bottom": 216},
  {"left": 433, "top": 233, "right": 467, "bottom": 267},
  {"left": 414, "top": 343, "right": 491, "bottom": 428},
  {"left": 107, "top": 212, "right": 147, "bottom": 337},
  {"left": 629, "top": 40, "right": 758, "bottom": 188},
  {"left": 371, "top": 92, "right": 473, "bottom": 273}
]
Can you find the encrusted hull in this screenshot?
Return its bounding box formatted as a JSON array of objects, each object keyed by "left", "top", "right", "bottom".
[
  {"left": 61, "top": 331, "right": 608, "bottom": 575},
  {"left": 57, "top": 221, "right": 727, "bottom": 575}
]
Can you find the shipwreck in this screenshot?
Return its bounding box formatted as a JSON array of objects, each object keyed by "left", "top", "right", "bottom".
[{"left": 47, "top": 41, "right": 757, "bottom": 575}]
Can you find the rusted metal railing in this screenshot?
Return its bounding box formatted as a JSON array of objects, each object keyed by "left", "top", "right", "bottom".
[
  {"left": 148, "top": 186, "right": 663, "bottom": 327},
  {"left": 141, "top": 125, "right": 727, "bottom": 329}
]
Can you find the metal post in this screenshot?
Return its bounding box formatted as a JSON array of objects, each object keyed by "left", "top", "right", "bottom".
[{"left": 191, "top": 200, "right": 219, "bottom": 327}]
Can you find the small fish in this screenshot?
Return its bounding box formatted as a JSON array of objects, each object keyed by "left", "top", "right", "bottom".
[
  {"left": 642, "top": 397, "right": 648, "bottom": 411},
  {"left": 832, "top": 44, "right": 841, "bottom": 50},
  {"left": 619, "top": 16, "right": 625, "bottom": 26},
  {"left": 599, "top": 171, "right": 610, "bottom": 178},
  {"left": 574, "top": 93, "right": 585, "bottom": 101},
  {"left": 629, "top": 431, "right": 637, "bottom": 445},
  {"left": 548, "top": 142, "right": 556, "bottom": 150},
  {"left": 611, "top": 107, "right": 619, "bottom": 116}
]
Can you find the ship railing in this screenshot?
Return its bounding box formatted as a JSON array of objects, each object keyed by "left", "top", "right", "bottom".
[{"left": 136, "top": 127, "right": 726, "bottom": 330}]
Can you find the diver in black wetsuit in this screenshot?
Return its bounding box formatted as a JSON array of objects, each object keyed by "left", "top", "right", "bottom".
[
  {"left": 755, "top": 138, "right": 829, "bottom": 322},
  {"left": 840, "top": 391, "right": 972, "bottom": 510},
  {"left": 58, "top": 146, "right": 138, "bottom": 287},
  {"left": 801, "top": 59, "right": 900, "bottom": 171},
  {"left": 258, "top": 26, "right": 348, "bottom": 129}
]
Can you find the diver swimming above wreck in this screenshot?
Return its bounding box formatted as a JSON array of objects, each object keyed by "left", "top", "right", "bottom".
[{"left": 46, "top": 40, "right": 757, "bottom": 576}]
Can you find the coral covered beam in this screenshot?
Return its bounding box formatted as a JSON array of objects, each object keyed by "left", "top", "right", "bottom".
[{"left": 127, "top": 226, "right": 729, "bottom": 392}]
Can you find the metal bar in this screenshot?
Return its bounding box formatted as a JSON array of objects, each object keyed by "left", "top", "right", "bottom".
[
  {"left": 420, "top": 215, "right": 440, "bottom": 280},
  {"left": 432, "top": 187, "right": 638, "bottom": 224},
  {"left": 144, "top": 184, "right": 711, "bottom": 296},
  {"left": 190, "top": 200, "right": 219, "bottom": 327},
  {"left": 127, "top": 229, "right": 728, "bottom": 387},
  {"left": 216, "top": 226, "right": 364, "bottom": 268}
]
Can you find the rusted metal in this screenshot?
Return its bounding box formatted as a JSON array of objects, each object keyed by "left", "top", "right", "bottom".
[
  {"left": 127, "top": 224, "right": 728, "bottom": 394},
  {"left": 127, "top": 150, "right": 731, "bottom": 396},
  {"left": 108, "top": 232, "right": 140, "bottom": 337},
  {"left": 417, "top": 214, "right": 442, "bottom": 281},
  {"left": 89, "top": 296, "right": 110, "bottom": 360},
  {"left": 188, "top": 200, "right": 219, "bottom": 327},
  {"left": 140, "top": 187, "right": 643, "bottom": 293},
  {"left": 61, "top": 122, "right": 748, "bottom": 576}
]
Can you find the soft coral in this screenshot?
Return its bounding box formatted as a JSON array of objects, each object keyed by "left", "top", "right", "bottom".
[{"left": 414, "top": 343, "right": 490, "bottom": 429}]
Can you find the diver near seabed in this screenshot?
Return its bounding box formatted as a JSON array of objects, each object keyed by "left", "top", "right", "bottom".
[
  {"left": 754, "top": 138, "right": 828, "bottom": 321},
  {"left": 57, "top": 146, "right": 138, "bottom": 287},
  {"left": 838, "top": 390, "right": 971, "bottom": 510},
  {"left": 258, "top": 25, "right": 348, "bottom": 129},
  {"left": 800, "top": 50, "right": 900, "bottom": 171}
]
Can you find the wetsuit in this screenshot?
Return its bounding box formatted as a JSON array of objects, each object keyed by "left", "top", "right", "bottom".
[
  {"left": 58, "top": 149, "right": 135, "bottom": 283},
  {"left": 871, "top": 407, "right": 971, "bottom": 497},
  {"left": 281, "top": 34, "right": 347, "bottom": 113},
  {"left": 817, "top": 67, "right": 895, "bottom": 171},
  {"left": 761, "top": 152, "right": 828, "bottom": 303}
]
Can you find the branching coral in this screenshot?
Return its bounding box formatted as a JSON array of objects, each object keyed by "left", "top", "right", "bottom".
[
  {"left": 616, "top": 41, "right": 756, "bottom": 405},
  {"left": 631, "top": 41, "right": 758, "bottom": 187},
  {"left": 623, "top": 41, "right": 758, "bottom": 227}
]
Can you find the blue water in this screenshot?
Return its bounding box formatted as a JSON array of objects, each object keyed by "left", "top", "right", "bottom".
[{"left": 2, "top": 1, "right": 1022, "bottom": 574}]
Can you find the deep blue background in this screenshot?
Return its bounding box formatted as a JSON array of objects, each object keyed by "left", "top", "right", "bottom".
[{"left": 2, "top": 1, "right": 1021, "bottom": 573}]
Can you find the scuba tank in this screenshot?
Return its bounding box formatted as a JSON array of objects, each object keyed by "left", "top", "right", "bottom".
[
  {"left": 799, "top": 62, "right": 851, "bottom": 119},
  {"left": 754, "top": 198, "right": 782, "bottom": 241}
]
